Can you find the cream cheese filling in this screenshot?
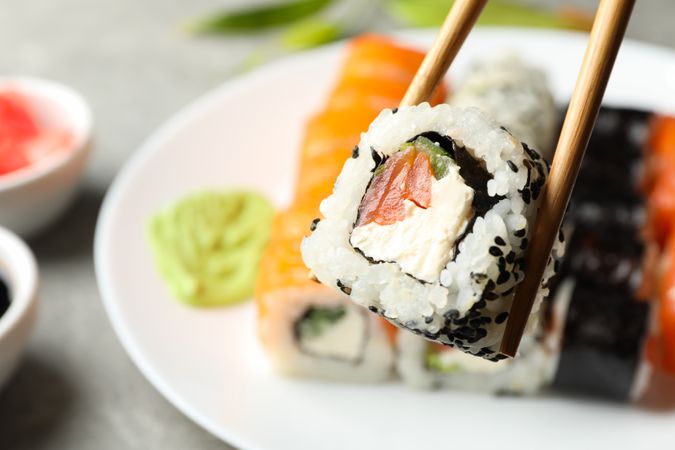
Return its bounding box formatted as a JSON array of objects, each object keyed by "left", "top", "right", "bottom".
[
  {"left": 351, "top": 165, "right": 474, "bottom": 283},
  {"left": 298, "top": 306, "right": 368, "bottom": 361}
]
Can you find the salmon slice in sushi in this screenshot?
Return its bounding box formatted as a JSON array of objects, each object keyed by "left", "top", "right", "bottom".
[{"left": 302, "top": 103, "right": 563, "bottom": 359}]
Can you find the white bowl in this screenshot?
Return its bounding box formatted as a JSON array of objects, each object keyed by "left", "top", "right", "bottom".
[
  {"left": 0, "top": 226, "right": 38, "bottom": 390},
  {"left": 0, "top": 77, "right": 93, "bottom": 238}
]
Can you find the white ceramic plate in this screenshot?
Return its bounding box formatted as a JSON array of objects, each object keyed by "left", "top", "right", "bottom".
[{"left": 95, "top": 29, "right": 675, "bottom": 450}]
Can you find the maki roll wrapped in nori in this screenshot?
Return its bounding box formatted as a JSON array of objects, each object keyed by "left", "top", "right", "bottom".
[
  {"left": 546, "top": 107, "right": 654, "bottom": 401},
  {"left": 302, "top": 103, "right": 563, "bottom": 359},
  {"left": 548, "top": 220, "right": 652, "bottom": 401}
]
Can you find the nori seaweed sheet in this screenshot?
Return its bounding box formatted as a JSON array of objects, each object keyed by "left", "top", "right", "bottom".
[{"left": 549, "top": 107, "right": 652, "bottom": 401}]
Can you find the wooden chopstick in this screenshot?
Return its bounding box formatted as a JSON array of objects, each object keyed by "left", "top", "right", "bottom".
[
  {"left": 500, "top": 0, "right": 636, "bottom": 357},
  {"left": 400, "top": 0, "right": 487, "bottom": 107}
]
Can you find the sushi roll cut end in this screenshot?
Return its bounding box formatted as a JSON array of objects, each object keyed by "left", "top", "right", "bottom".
[{"left": 302, "top": 103, "right": 560, "bottom": 359}]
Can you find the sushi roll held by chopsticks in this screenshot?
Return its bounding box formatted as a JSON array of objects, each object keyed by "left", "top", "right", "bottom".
[{"left": 302, "top": 103, "right": 558, "bottom": 359}]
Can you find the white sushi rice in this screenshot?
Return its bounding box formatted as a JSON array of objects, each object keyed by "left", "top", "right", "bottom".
[
  {"left": 451, "top": 53, "right": 557, "bottom": 160},
  {"left": 302, "top": 103, "right": 553, "bottom": 358}
]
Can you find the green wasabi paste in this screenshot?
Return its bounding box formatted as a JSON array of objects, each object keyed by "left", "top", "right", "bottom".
[{"left": 147, "top": 190, "right": 274, "bottom": 307}]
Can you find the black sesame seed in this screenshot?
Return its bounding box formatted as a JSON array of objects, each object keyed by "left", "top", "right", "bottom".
[
  {"left": 558, "top": 228, "right": 564, "bottom": 242},
  {"left": 351, "top": 145, "right": 359, "bottom": 158},
  {"left": 368, "top": 306, "right": 377, "bottom": 313},
  {"left": 471, "top": 272, "right": 488, "bottom": 281},
  {"left": 522, "top": 142, "right": 540, "bottom": 161},
  {"left": 520, "top": 238, "right": 529, "bottom": 250},
  {"left": 521, "top": 188, "right": 531, "bottom": 204},
  {"left": 531, "top": 183, "right": 542, "bottom": 200},
  {"left": 495, "top": 312, "right": 509, "bottom": 324},
  {"left": 424, "top": 316, "right": 433, "bottom": 324},
  {"left": 482, "top": 316, "right": 492, "bottom": 324},
  {"left": 391, "top": 107, "right": 398, "bottom": 114},
  {"left": 507, "top": 160, "right": 518, "bottom": 173},
  {"left": 470, "top": 319, "right": 483, "bottom": 328},
  {"left": 309, "top": 218, "right": 320, "bottom": 231},
  {"left": 494, "top": 236, "right": 506, "bottom": 246},
  {"left": 336, "top": 280, "right": 352, "bottom": 295},
  {"left": 423, "top": 331, "right": 439, "bottom": 340},
  {"left": 514, "top": 228, "right": 527, "bottom": 238},
  {"left": 489, "top": 246, "right": 503, "bottom": 256},
  {"left": 444, "top": 309, "right": 460, "bottom": 320},
  {"left": 554, "top": 259, "right": 561, "bottom": 272},
  {"left": 483, "top": 291, "right": 499, "bottom": 301},
  {"left": 475, "top": 328, "right": 487, "bottom": 339},
  {"left": 474, "top": 299, "right": 486, "bottom": 310},
  {"left": 468, "top": 309, "right": 481, "bottom": 318},
  {"left": 454, "top": 316, "right": 469, "bottom": 326},
  {"left": 455, "top": 340, "right": 464, "bottom": 347},
  {"left": 485, "top": 280, "right": 496, "bottom": 292},
  {"left": 506, "top": 251, "right": 516, "bottom": 264},
  {"left": 498, "top": 256, "right": 506, "bottom": 270},
  {"left": 497, "top": 271, "right": 510, "bottom": 285},
  {"left": 481, "top": 347, "right": 495, "bottom": 354}
]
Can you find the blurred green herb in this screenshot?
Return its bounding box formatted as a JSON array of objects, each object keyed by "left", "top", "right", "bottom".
[
  {"left": 187, "top": 0, "right": 334, "bottom": 34},
  {"left": 388, "top": 0, "right": 591, "bottom": 30},
  {"left": 187, "top": 0, "right": 592, "bottom": 70},
  {"left": 281, "top": 19, "right": 343, "bottom": 50},
  {"left": 236, "top": 19, "right": 343, "bottom": 72}
]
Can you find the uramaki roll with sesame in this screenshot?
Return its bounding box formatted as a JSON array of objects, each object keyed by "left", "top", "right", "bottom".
[{"left": 302, "top": 103, "right": 563, "bottom": 359}]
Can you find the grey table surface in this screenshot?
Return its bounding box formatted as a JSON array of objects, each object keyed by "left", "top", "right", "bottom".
[{"left": 0, "top": 1, "right": 673, "bottom": 449}]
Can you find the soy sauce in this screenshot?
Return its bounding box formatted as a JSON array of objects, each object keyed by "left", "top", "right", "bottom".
[{"left": 0, "top": 274, "right": 9, "bottom": 318}]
